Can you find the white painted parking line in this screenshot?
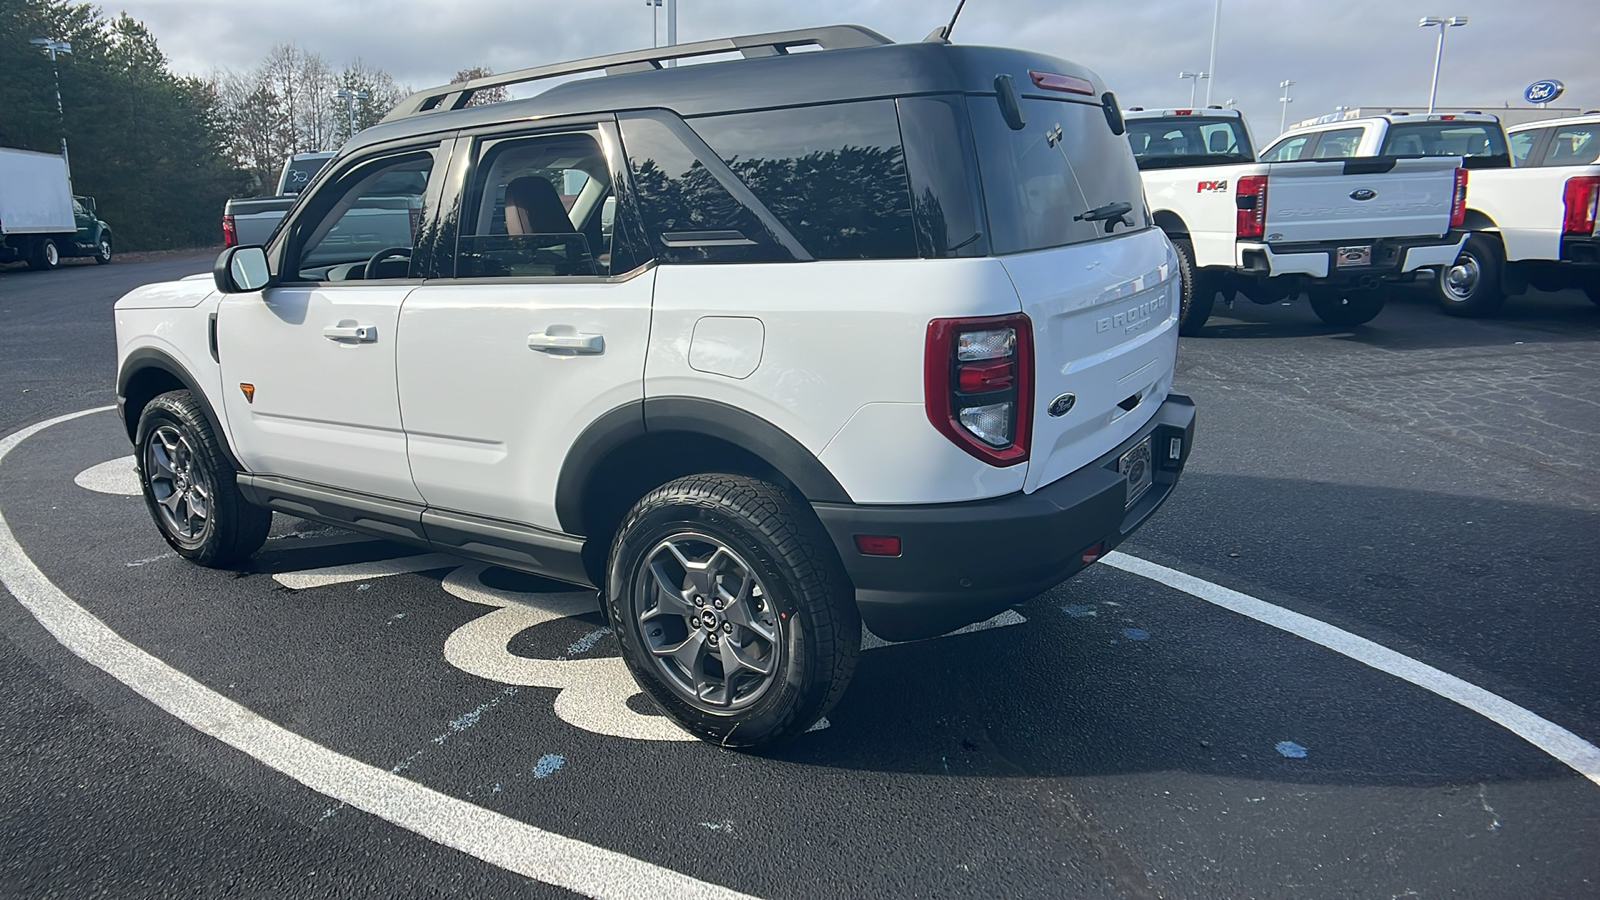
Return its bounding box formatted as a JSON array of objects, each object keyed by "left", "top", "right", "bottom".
[
  {"left": 74, "top": 455, "right": 140, "bottom": 495},
  {"left": 0, "top": 409, "right": 759, "bottom": 900},
  {"left": 272, "top": 554, "right": 465, "bottom": 589},
  {"left": 1102, "top": 550, "right": 1600, "bottom": 789}
]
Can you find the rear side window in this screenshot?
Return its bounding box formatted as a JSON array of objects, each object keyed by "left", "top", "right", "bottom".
[
  {"left": 1381, "top": 122, "right": 1509, "bottom": 166},
  {"left": 1544, "top": 123, "right": 1600, "bottom": 166},
  {"left": 968, "top": 96, "right": 1149, "bottom": 255},
  {"left": 1509, "top": 130, "right": 1541, "bottom": 166},
  {"left": 1311, "top": 128, "right": 1364, "bottom": 159},
  {"left": 1125, "top": 117, "right": 1253, "bottom": 169},
  {"left": 690, "top": 100, "right": 917, "bottom": 260}
]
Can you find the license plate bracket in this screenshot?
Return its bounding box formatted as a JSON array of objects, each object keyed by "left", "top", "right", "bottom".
[
  {"left": 1119, "top": 437, "right": 1154, "bottom": 507},
  {"left": 1336, "top": 245, "right": 1372, "bottom": 267}
]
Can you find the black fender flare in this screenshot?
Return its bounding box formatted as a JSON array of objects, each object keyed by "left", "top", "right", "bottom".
[
  {"left": 116, "top": 347, "right": 243, "bottom": 472},
  {"left": 554, "top": 396, "right": 852, "bottom": 535}
]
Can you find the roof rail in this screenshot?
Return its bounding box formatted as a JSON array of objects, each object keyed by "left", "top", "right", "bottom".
[{"left": 384, "top": 25, "right": 894, "bottom": 123}]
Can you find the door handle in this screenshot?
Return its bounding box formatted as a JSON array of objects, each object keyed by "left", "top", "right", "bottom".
[
  {"left": 323, "top": 324, "right": 378, "bottom": 343},
  {"left": 528, "top": 331, "right": 604, "bottom": 354}
]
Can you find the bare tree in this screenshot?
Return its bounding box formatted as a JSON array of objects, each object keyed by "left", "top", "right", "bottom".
[{"left": 452, "top": 66, "right": 510, "bottom": 107}]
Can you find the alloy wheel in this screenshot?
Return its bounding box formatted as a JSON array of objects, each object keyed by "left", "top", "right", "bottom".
[{"left": 144, "top": 425, "right": 211, "bottom": 544}]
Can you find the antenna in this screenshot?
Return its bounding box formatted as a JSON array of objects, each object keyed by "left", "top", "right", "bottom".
[{"left": 925, "top": 0, "right": 969, "bottom": 43}]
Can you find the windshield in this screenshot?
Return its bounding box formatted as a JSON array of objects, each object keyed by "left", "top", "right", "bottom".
[
  {"left": 1126, "top": 116, "right": 1253, "bottom": 169},
  {"left": 1380, "top": 122, "right": 1509, "bottom": 167},
  {"left": 281, "top": 156, "right": 332, "bottom": 195}
]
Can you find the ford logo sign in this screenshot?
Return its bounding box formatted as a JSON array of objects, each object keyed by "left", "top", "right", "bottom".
[
  {"left": 1350, "top": 189, "right": 1377, "bottom": 201},
  {"left": 1525, "top": 80, "right": 1564, "bottom": 104},
  {"left": 1047, "top": 393, "right": 1077, "bottom": 417}
]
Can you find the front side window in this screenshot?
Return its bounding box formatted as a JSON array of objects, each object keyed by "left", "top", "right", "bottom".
[
  {"left": 288, "top": 149, "right": 437, "bottom": 282},
  {"left": 1126, "top": 117, "right": 1252, "bottom": 168},
  {"left": 1260, "top": 135, "right": 1311, "bottom": 162},
  {"left": 689, "top": 100, "right": 916, "bottom": 261},
  {"left": 454, "top": 131, "right": 613, "bottom": 278},
  {"left": 968, "top": 95, "right": 1150, "bottom": 255},
  {"left": 1311, "top": 128, "right": 1364, "bottom": 159},
  {"left": 1545, "top": 124, "right": 1600, "bottom": 166},
  {"left": 1381, "top": 122, "right": 1509, "bottom": 165}
]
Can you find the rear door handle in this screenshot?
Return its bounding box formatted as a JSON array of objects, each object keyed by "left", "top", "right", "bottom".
[
  {"left": 528, "top": 331, "right": 604, "bottom": 354},
  {"left": 323, "top": 324, "right": 377, "bottom": 343}
]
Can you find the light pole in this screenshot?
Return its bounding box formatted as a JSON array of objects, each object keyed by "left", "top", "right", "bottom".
[
  {"left": 1278, "top": 79, "right": 1296, "bottom": 135},
  {"left": 29, "top": 38, "right": 73, "bottom": 190},
  {"left": 1179, "top": 71, "right": 1208, "bottom": 108},
  {"left": 646, "top": 0, "right": 662, "bottom": 48},
  {"left": 1205, "top": 0, "right": 1222, "bottom": 106},
  {"left": 665, "top": 0, "right": 678, "bottom": 66},
  {"left": 334, "top": 88, "right": 368, "bottom": 140},
  {"left": 1419, "top": 16, "right": 1468, "bottom": 114}
]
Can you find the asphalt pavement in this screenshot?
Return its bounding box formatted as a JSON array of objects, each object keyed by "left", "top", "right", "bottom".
[{"left": 1, "top": 253, "right": 1597, "bottom": 899}]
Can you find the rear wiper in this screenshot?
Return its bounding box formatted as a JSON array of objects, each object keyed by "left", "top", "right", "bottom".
[{"left": 1074, "top": 201, "right": 1135, "bottom": 233}]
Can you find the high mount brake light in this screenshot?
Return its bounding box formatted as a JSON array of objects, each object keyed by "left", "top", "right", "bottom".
[
  {"left": 1235, "top": 175, "right": 1268, "bottom": 240},
  {"left": 1563, "top": 175, "right": 1600, "bottom": 236},
  {"left": 1451, "top": 168, "right": 1469, "bottom": 229},
  {"left": 222, "top": 214, "right": 237, "bottom": 248},
  {"left": 1167, "top": 109, "right": 1195, "bottom": 116},
  {"left": 925, "top": 314, "right": 1033, "bottom": 467},
  {"left": 1029, "top": 70, "right": 1095, "bottom": 96}
]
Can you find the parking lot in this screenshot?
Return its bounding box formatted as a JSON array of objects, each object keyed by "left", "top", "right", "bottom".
[{"left": 2, "top": 252, "right": 1598, "bottom": 898}]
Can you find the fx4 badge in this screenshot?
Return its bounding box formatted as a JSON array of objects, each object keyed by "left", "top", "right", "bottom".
[{"left": 1197, "top": 179, "right": 1230, "bottom": 193}]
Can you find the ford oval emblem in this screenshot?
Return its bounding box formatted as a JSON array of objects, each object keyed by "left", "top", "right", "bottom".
[
  {"left": 1047, "top": 393, "right": 1077, "bottom": 417},
  {"left": 1350, "top": 188, "right": 1377, "bottom": 201}
]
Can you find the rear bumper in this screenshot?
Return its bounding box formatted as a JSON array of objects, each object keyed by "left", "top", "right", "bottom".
[
  {"left": 1237, "top": 232, "right": 1466, "bottom": 280},
  {"left": 812, "top": 394, "right": 1196, "bottom": 642},
  {"left": 1560, "top": 234, "right": 1600, "bottom": 267}
]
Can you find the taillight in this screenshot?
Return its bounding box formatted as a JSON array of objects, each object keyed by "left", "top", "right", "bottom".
[
  {"left": 1236, "top": 175, "right": 1268, "bottom": 240},
  {"left": 1563, "top": 175, "right": 1600, "bottom": 236},
  {"left": 924, "top": 314, "right": 1033, "bottom": 467},
  {"left": 221, "top": 214, "right": 237, "bottom": 247},
  {"left": 1451, "top": 168, "right": 1469, "bottom": 229}
]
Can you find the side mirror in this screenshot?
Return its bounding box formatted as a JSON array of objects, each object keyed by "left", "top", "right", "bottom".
[{"left": 214, "top": 245, "right": 271, "bottom": 293}]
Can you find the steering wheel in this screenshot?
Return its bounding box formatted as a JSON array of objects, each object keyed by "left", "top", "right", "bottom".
[{"left": 363, "top": 246, "right": 413, "bottom": 280}]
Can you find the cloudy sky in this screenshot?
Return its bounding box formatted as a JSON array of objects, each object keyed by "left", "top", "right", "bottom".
[{"left": 115, "top": 0, "right": 1595, "bottom": 137}]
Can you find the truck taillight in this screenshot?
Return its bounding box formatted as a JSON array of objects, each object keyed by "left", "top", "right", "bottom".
[
  {"left": 221, "top": 214, "right": 237, "bottom": 248},
  {"left": 924, "top": 314, "right": 1033, "bottom": 467},
  {"left": 1451, "top": 168, "right": 1469, "bottom": 229},
  {"left": 1235, "top": 175, "right": 1268, "bottom": 240},
  {"left": 1563, "top": 175, "right": 1600, "bottom": 236}
]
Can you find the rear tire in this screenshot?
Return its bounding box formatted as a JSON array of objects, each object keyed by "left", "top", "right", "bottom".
[
  {"left": 1170, "top": 237, "right": 1215, "bottom": 336},
  {"left": 135, "top": 390, "right": 271, "bottom": 567},
  {"left": 607, "top": 474, "right": 858, "bottom": 749},
  {"left": 1436, "top": 234, "right": 1506, "bottom": 317},
  {"left": 28, "top": 238, "right": 61, "bottom": 271},
  {"left": 1308, "top": 288, "right": 1384, "bottom": 326}
]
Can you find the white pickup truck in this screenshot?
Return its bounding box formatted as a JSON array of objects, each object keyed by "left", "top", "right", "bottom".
[
  {"left": 1260, "top": 112, "right": 1599, "bottom": 315},
  {"left": 1127, "top": 108, "right": 1468, "bottom": 332}
]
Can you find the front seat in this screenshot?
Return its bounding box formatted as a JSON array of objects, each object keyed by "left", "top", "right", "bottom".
[{"left": 504, "top": 176, "right": 574, "bottom": 235}]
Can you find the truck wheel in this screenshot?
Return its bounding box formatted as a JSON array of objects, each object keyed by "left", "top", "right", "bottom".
[
  {"left": 94, "top": 234, "right": 113, "bottom": 264},
  {"left": 135, "top": 390, "right": 271, "bottom": 567},
  {"left": 28, "top": 238, "right": 61, "bottom": 271},
  {"left": 607, "top": 474, "right": 859, "bottom": 749},
  {"left": 1436, "top": 235, "right": 1505, "bottom": 317},
  {"left": 1170, "top": 237, "right": 1214, "bottom": 336},
  {"left": 1308, "top": 288, "right": 1384, "bottom": 326}
]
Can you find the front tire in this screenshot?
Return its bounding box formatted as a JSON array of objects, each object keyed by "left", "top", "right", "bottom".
[
  {"left": 1170, "top": 237, "right": 1216, "bottom": 336},
  {"left": 94, "top": 234, "right": 113, "bottom": 264},
  {"left": 607, "top": 474, "right": 859, "bottom": 748},
  {"left": 28, "top": 238, "right": 61, "bottom": 271},
  {"left": 1436, "top": 234, "right": 1506, "bottom": 317},
  {"left": 135, "top": 390, "right": 271, "bottom": 566},
  {"left": 1308, "top": 288, "right": 1384, "bottom": 326}
]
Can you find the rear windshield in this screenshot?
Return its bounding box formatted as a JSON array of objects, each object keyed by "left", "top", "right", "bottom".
[
  {"left": 1126, "top": 116, "right": 1253, "bottom": 169},
  {"left": 281, "top": 157, "right": 332, "bottom": 195},
  {"left": 968, "top": 95, "right": 1150, "bottom": 255},
  {"left": 1380, "top": 122, "right": 1509, "bottom": 167}
]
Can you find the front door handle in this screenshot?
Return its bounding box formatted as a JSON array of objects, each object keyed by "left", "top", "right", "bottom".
[
  {"left": 528, "top": 331, "right": 604, "bottom": 354},
  {"left": 323, "top": 323, "right": 378, "bottom": 343}
]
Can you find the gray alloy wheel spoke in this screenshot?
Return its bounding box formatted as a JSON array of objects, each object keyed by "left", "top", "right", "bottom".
[
  {"left": 719, "top": 637, "right": 773, "bottom": 677},
  {"left": 161, "top": 489, "right": 184, "bottom": 516},
  {"left": 640, "top": 560, "right": 693, "bottom": 624},
  {"left": 186, "top": 487, "right": 210, "bottom": 522}
]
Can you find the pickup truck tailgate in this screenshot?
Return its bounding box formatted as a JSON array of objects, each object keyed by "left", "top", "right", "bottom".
[{"left": 1265, "top": 156, "right": 1460, "bottom": 243}]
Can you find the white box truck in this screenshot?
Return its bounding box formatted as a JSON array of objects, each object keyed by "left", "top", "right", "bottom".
[{"left": 0, "top": 147, "right": 115, "bottom": 270}]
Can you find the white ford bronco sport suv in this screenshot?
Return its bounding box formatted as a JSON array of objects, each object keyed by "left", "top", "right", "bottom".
[{"left": 113, "top": 26, "right": 1195, "bottom": 747}]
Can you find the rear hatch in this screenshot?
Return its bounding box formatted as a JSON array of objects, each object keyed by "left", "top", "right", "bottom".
[
  {"left": 1263, "top": 157, "right": 1460, "bottom": 242},
  {"left": 964, "top": 85, "right": 1179, "bottom": 494}
]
